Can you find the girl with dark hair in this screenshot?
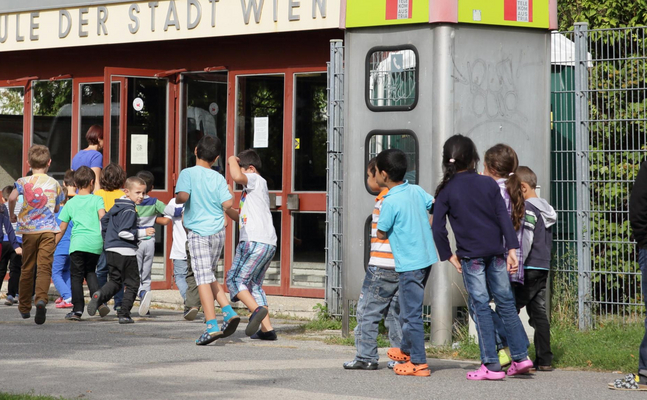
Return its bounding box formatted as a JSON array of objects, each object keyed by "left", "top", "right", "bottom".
[
  {"left": 71, "top": 125, "right": 104, "bottom": 192},
  {"left": 432, "top": 134, "right": 532, "bottom": 380}
]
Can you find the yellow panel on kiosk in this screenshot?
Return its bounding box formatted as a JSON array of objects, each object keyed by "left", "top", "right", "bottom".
[
  {"left": 345, "top": 0, "right": 430, "bottom": 28},
  {"left": 457, "top": 0, "right": 550, "bottom": 29}
]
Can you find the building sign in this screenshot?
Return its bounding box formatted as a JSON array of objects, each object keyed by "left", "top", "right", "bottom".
[{"left": 0, "top": 0, "right": 338, "bottom": 52}]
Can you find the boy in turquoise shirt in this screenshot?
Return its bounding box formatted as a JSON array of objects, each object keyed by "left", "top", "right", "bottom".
[
  {"left": 376, "top": 149, "right": 438, "bottom": 377},
  {"left": 56, "top": 166, "right": 107, "bottom": 320},
  {"left": 175, "top": 135, "right": 240, "bottom": 345}
]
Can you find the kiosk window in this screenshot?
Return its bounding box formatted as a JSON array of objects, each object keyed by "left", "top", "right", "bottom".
[
  {"left": 365, "top": 130, "right": 418, "bottom": 195},
  {"left": 366, "top": 47, "right": 418, "bottom": 111}
]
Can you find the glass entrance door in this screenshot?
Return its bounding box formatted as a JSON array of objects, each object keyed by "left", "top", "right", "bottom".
[{"left": 104, "top": 68, "right": 175, "bottom": 290}]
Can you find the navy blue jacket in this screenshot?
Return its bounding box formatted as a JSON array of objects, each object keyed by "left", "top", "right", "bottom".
[
  {"left": 0, "top": 204, "right": 20, "bottom": 249},
  {"left": 101, "top": 198, "right": 140, "bottom": 251}
]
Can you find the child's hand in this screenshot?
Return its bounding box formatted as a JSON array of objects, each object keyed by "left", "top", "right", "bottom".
[
  {"left": 10, "top": 214, "right": 16, "bottom": 223},
  {"left": 15, "top": 247, "right": 22, "bottom": 256},
  {"left": 507, "top": 250, "right": 518, "bottom": 273},
  {"left": 146, "top": 227, "right": 155, "bottom": 236},
  {"left": 449, "top": 254, "right": 462, "bottom": 273}
]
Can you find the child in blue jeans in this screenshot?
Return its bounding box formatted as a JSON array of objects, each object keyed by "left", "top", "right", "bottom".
[
  {"left": 343, "top": 158, "right": 402, "bottom": 371},
  {"left": 375, "top": 149, "right": 437, "bottom": 377},
  {"left": 52, "top": 170, "right": 75, "bottom": 309},
  {"left": 432, "top": 134, "right": 532, "bottom": 380}
]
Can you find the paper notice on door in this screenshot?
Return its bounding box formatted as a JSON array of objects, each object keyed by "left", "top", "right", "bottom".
[
  {"left": 131, "top": 134, "right": 148, "bottom": 164},
  {"left": 253, "top": 117, "right": 269, "bottom": 148}
]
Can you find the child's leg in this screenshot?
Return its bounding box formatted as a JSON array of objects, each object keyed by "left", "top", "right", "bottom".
[
  {"left": 461, "top": 257, "right": 500, "bottom": 369},
  {"left": 99, "top": 252, "right": 124, "bottom": 301},
  {"left": 34, "top": 233, "right": 56, "bottom": 305},
  {"left": 69, "top": 252, "right": 87, "bottom": 314},
  {"left": 137, "top": 239, "right": 155, "bottom": 296},
  {"left": 385, "top": 290, "right": 403, "bottom": 348},
  {"left": 83, "top": 252, "right": 101, "bottom": 299},
  {"left": 183, "top": 242, "right": 201, "bottom": 310},
  {"left": 18, "top": 234, "right": 39, "bottom": 313},
  {"left": 0, "top": 242, "right": 11, "bottom": 293},
  {"left": 7, "top": 251, "right": 22, "bottom": 298},
  {"left": 173, "top": 259, "right": 189, "bottom": 300},
  {"left": 398, "top": 266, "right": 431, "bottom": 365},
  {"left": 95, "top": 252, "right": 109, "bottom": 289},
  {"left": 188, "top": 231, "right": 229, "bottom": 322},
  {"left": 486, "top": 256, "right": 529, "bottom": 363},
  {"left": 524, "top": 269, "right": 552, "bottom": 366},
  {"left": 120, "top": 256, "right": 140, "bottom": 318},
  {"left": 52, "top": 254, "right": 72, "bottom": 300}
]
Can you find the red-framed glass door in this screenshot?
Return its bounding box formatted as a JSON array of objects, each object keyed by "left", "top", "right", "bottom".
[{"left": 103, "top": 67, "right": 177, "bottom": 290}]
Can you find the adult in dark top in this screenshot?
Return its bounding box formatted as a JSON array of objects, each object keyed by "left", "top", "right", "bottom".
[{"left": 71, "top": 125, "right": 103, "bottom": 192}]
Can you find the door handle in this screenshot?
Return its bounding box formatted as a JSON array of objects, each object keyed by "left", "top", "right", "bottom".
[{"left": 287, "top": 194, "right": 299, "bottom": 211}]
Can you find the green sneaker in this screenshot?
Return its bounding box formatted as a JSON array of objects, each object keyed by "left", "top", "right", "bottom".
[{"left": 498, "top": 347, "right": 512, "bottom": 367}]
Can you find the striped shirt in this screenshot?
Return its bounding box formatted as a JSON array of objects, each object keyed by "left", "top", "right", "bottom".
[{"left": 369, "top": 189, "right": 395, "bottom": 269}]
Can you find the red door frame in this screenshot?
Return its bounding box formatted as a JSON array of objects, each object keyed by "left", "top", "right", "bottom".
[
  {"left": 103, "top": 67, "right": 177, "bottom": 290},
  {"left": 226, "top": 67, "right": 327, "bottom": 299}
]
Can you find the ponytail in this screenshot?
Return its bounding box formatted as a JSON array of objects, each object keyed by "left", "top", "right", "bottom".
[
  {"left": 505, "top": 173, "right": 525, "bottom": 231},
  {"left": 435, "top": 162, "right": 457, "bottom": 197},
  {"left": 436, "top": 134, "right": 480, "bottom": 197}
]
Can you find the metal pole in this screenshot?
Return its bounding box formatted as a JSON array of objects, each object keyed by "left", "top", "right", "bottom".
[{"left": 573, "top": 22, "right": 591, "bottom": 330}]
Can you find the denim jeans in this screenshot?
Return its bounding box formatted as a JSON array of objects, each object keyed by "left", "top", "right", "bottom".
[
  {"left": 51, "top": 254, "right": 71, "bottom": 300},
  {"left": 353, "top": 266, "right": 402, "bottom": 363},
  {"left": 97, "top": 251, "right": 124, "bottom": 307},
  {"left": 462, "top": 255, "right": 529, "bottom": 364},
  {"left": 399, "top": 266, "right": 431, "bottom": 365},
  {"left": 173, "top": 259, "right": 189, "bottom": 301},
  {"left": 638, "top": 248, "right": 647, "bottom": 378}
]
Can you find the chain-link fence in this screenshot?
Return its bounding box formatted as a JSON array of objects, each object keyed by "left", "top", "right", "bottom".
[{"left": 551, "top": 23, "right": 646, "bottom": 329}]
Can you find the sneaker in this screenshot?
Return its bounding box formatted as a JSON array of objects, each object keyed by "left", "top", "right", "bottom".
[
  {"left": 12, "top": 296, "right": 17, "bottom": 304},
  {"left": 387, "top": 360, "right": 405, "bottom": 369},
  {"left": 5, "top": 295, "right": 14, "bottom": 306},
  {"left": 138, "top": 291, "right": 152, "bottom": 316},
  {"left": 34, "top": 300, "right": 46, "bottom": 325},
  {"left": 98, "top": 304, "right": 110, "bottom": 318},
  {"left": 343, "top": 360, "right": 378, "bottom": 370},
  {"left": 119, "top": 316, "right": 135, "bottom": 324},
  {"left": 498, "top": 347, "right": 512, "bottom": 367},
  {"left": 250, "top": 329, "right": 278, "bottom": 341},
  {"left": 65, "top": 311, "right": 82, "bottom": 321},
  {"left": 55, "top": 297, "right": 63, "bottom": 305},
  {"left": 20, "top": 311, "right": 30, "bottom": 319},
  {"left": 55, "top": 301, "right": 73, "bottom": 309},
  {"left": 138, "top": 290, "right": 146, "bottom": 300},
  {"left": 87, "top": 291, "right": 101, "bottom": 316},
  {"left": 184, "top": 307, "right": 199, "bottom": 321},
  {"left": 221, "top": 315, "right": 241, "bottom": 338},
  {"left": 114, "top": 305, "right": 122, "bottom": 313},
  {"left": 245, "top": 306, "right": 268, "bottom": 336}
]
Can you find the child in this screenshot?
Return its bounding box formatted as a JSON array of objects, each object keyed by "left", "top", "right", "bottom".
[
  {"left": 88, "top": 176, "right": 154, "bottom": 324},
  {"left": 374, "top": 149, "right": 437, "bottom": 377},
  {"left": 0, "top": 189, "right": 22, "bottom": 304},
  {"left": 8, "top": 145, "right": 66, "bottom": 324},
  {"left": 134, "top": 170, "right": 168, "bottom": 316},
  {"left": 1, "top": 185, "right": 22, "bottom": 305},
  {"left": 226, "top": 150, "right": 278, "bottom": 339},
  {"left": 175, "top": 135, "right": 240, "bottom": 345},
  {"left": 94, "top": 163, "right": 127, "bottom": 310},
  {"left": 343, "top": 157, "right": 402, "bottom": 370},
  {"left": 432, "top": 134, "right": 532, "bottom": 380},
  {"left": 52, "top": 170, "right": 75, "bottom": 309},
  {"left": 163, "top": 198, "right": 189, "bottom": 306},
  {"left": 55, "top": 166, "right": 107, "bottom": 321},
  {"left": 515, "top": 166, "right": 557, "bottom": 371}
]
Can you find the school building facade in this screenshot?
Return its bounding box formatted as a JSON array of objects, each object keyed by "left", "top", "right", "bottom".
[{"left": 0, "top": 0, "right": 342, "bottom": 298}]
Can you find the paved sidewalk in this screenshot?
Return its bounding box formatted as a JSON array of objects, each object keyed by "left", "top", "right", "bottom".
[{"left": 0, "top": 304, "right": 644, "bottom": 399}]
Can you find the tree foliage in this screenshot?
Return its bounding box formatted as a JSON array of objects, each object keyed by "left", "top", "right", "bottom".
[{"left": 558, "top": 0, "right": 647, "bottom": 31}]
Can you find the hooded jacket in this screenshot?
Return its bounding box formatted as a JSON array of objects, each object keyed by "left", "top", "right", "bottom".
[
  {"left": 101, "top": 197, "right": 146, "bottom": 255},
  {"left": 521, "top": 197, "right": 557, "bottom": 269},
  {"left": 629, "top": 161, "right": 647, "bottom": 249}
]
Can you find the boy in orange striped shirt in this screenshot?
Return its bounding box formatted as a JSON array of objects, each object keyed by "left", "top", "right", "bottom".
[{"left": 343, "top": 158, "right": 402, "bottom": 370}]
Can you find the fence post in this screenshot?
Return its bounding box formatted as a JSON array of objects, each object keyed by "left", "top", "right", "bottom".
[{"left": 573, "top": 22, "right": 592, "bottom": 330}]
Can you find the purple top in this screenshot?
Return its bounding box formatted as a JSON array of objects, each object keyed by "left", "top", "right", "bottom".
[
  {"left": 71, "top": 149, "right": 103, "bottom": 170},
  {"left": 496, "top": 178, "right": 525, "bottom": 284}
]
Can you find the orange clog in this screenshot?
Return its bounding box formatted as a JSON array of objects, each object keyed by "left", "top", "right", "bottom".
[{"left": 393, "top": 361, "right": 431, "bottom": 377}]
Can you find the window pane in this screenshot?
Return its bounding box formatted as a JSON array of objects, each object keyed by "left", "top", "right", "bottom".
[
  {"left": 291, "top": 212, "right": 325, "bottom": 289},
  {"left": 33, "top": 79, "right": 72, "bottom": 180},
  {"left": 294, "top": 73, "right": 327, "bottom": 192},
  {"left": 110, "top": 82, "right": 120, "bottom": 164},
  {"left": 0, "top": 87, "right": 24, "bottom": 188},
  {"left": 367, "top": 48, "right": 417, "bottom": 110},
  {"left": 79, "top": 83, "right": 104, "bottom": 150},
  {"left": 236, "top": 75, "right": 284, "bottom": 190},
  {"left": 366, "top": 132, "right": 418, "bottom": 193}
]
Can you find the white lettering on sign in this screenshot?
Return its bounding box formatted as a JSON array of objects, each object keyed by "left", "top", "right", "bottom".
[
  {"left": 397, "top": 0, "right": 409, "bottom": 20},
  {"left": 517, "top": 0, "right": 529, "bottom": 23}
]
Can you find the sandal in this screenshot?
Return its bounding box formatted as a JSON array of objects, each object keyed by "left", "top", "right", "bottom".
[
  {"left": 507, "top": 359, "right": 534, "bottom": 376},
  {"left": 608, "top": 374, "right": 647, "bottom": 391},
  {"left": 393, "top": 361, "right": 430, "bottom": 377},
  {"left": 467, "top": 364, "right": 506, "bottom": 381},
  {"left": 387, "top": 348, "right": 411, "bottom": 362}
]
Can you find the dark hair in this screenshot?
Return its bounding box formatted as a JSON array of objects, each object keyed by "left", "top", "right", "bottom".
[
  {"left": 86, "top": 125, "right": 103, "bottom": 146},
  {"left": 367, "top": 157, "right": 377, "bottom": 176},
  {"left": 2, "top": 185, "right": 12, "bottom": 201},
  {"left": 63, "top": 169, "right": 75, "bottom": 188},
  {"left": 435, "top": 134, "right": 480, "bottom": 197},
  {"left": 74, "top": 166, "right": 95, "bottom": 189},
  {"left": 101, "top": 163, "right": 126, "bottom": 191},
  {"left": 376, "top": 149, "right": 407, "bottom": 182},
  {"left": 28, "top": 145, "right": 51, "bottom": 169},
  {"left": 484, "top": 144, "right": 524, "bottom": 231},
  {"left": 125, "top": 176, "right": 146, "bottom": 190},
  {"left": 238, "top": 149, "right": 262, "bottom": 170},
  {"left": 516, "top": 166, "right": 537, "bottom": 189},
  {"left": 196, "top": 135, "right": 221, "bottom": 163},
  {"left": 136, "top": 170, "right": 154, "bottom": 193}
]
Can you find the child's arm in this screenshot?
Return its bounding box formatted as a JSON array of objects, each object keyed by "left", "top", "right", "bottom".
[
  {"left": 2, "top": 208, "right": 20, "bottom": 252},
  {"left": 228, "top": 156, "right": 248, "bottom": 186},
  {"left": 225, "top": 207, "right": 239, "bottom": 222},
  {"left": 155, "top": 216, "right": 171, "bottom": 226},
  {"left": 175, "top": 191, "right": 189, "bottom": 204},
  {"left": 221, "top": 198, "right": 234, "bottom": 215},
  {"left": 376, "top": 200, "right": 395, "bottom": 240},
  {"left": 98, "top": 208, "right": 106, "bottom": 220},
  {"left": 7, "top": 188, "right": 18, "bottom": 223},
  {"left": 55, "top": 221, "right": 68, "bottom": 245}
]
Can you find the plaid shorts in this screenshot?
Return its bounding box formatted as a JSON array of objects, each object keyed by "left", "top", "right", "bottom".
[
  {"left": 225, "top": 241, "right": 276, "bottom": 306},
  {"left": 187, "top": 229, "right": 225, "bottom": 286}
]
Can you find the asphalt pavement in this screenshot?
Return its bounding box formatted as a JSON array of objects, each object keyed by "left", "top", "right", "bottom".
[{"left": 0, "top": 304, "right": 643, "bottom": 399}]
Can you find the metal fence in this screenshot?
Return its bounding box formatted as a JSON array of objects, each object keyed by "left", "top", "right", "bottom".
[{"left": 551, "top": 23, "right": 646, "bottom": 329}]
